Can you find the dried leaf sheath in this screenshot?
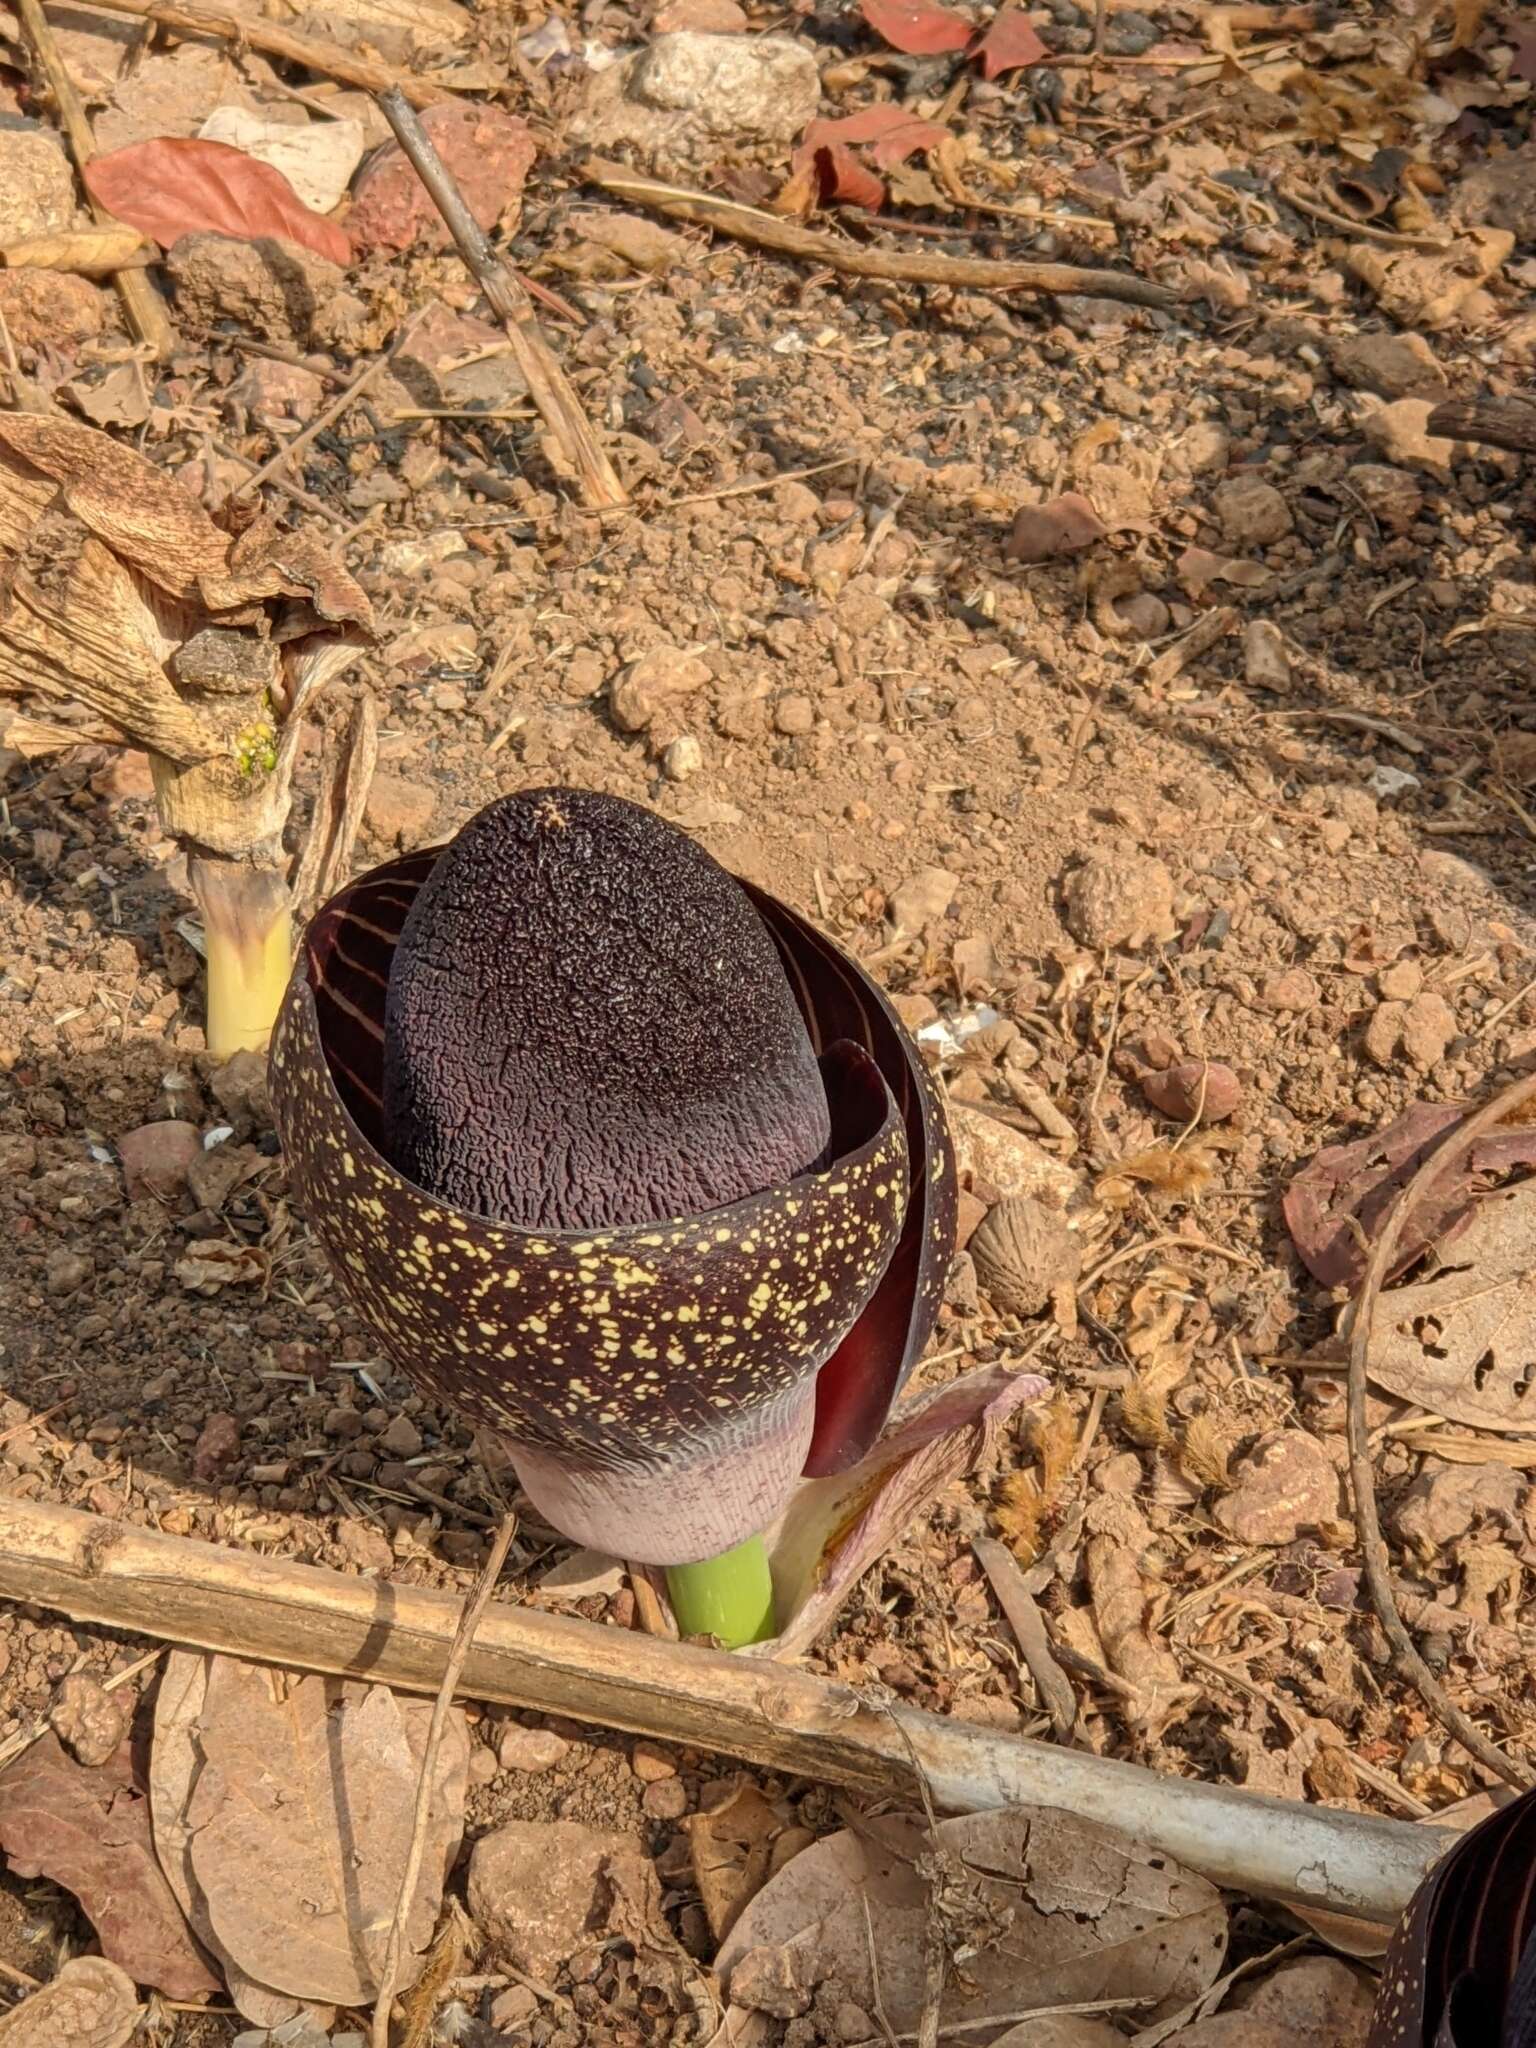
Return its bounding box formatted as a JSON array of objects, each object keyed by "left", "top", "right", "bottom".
[
  {"left": 745, "top": 882, "right": 957, "bottom": 1475},
  {"left": 271, "top": 841, "right": 955, "bottom": 1563}
]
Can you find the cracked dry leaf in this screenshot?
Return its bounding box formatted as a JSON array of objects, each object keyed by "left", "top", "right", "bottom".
[
  {"left": 151, "top": 1651, "right": 330, "bottom": 2032},
  {"left": 687, "top": 1781, "right": 799, "bottom": 1942},
  {"left": 1351, "top": 1178, "right": 1536, "bottom": 1431},
  {"left": 179, "top": 1656, "right": 469, "bottom": 2006},
  {"left": 0, "top": 1959, "right": 141, "bottom": 2048},
  {"left": 716, "top": 1806, "right": 1226, "bottom": 2034}
]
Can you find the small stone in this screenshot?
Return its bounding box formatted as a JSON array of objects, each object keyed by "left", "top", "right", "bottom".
[
  {"left": 1318, "top": 819, "right": 1351, "bottom": 855},
  {"left": 350, "top": 101, "right": 536, "bottom": 252},
  {"left": 1061, "top": 854, "right": 1176, "bottom": 950},
  {"left": 832, "top": 2004, "right": 876, "bottom": 2046},
  {"left": 1141, "top": 1060, "right": 1242, "bottom": 1124},
  {"left": 1260, "top": 967, "right": 1319, "bottom": 1013},
  {"left": 1173, "top": 419, "right": 1230, "bottom": 475},
  {"left": 1401, "top": 990, "right": 1457, "bottom": 1070},
  {"left": 890, "top": 865, "right": 959, "bottom": 931},
  {"left": 192, "top": 1411, "right": 241, "bottom": 1482},
  {"left": 949, "top": 1102, "right": 1080, "bottom": 1209},
  {"left": 45, "top": 1250, "right": 90, "bottom": 1296},
  {"left": 164, "top": 235, "right": 364, "bottom": 352},
  {"left": 1362, "top": 398, "right": 1453, "bottom": 472},
  {"left": 210, "top": 1050, "right": 272, "bottom": 1130},
  {"left": 365, "top": 771, "right": 438, "bottom": 851},
  {"left": 571, "top": 33, "right": 819, "bottom": 167},
  {"left": 654, "top": 0, "right": 747, "bottom": 26},
  {"left": 944, "top": 1248, "right": 980, "bottom": 1314},
  {"left": 1007, "top": 492, "right": 1107, "bottom": 562},
  {"left": 643, "top": 1775, "right": 689, "bottom": 1819},
  {"left": 1378, "top": 960, "right": 1423, "bottom": 1002},
  {"left": 1328, "top": 329, "right": 1446, "bottom": 400},
  {"left": 1364, "top": 999, "right": 1407, "bottom": 1067},
  {"left": 729, "top": 1944, "right": 814, "bottom": 2020},
  {"left": 662, "top": 734, "right": 703, "bottom": 781},
  {"left": 631, "top": 1741, "right": 676, "bottom": 1782},
  {"left": 610, "top": 675, "right": 658, "bottom": 733},
  {"left": 629, "top": 642, "right": 712, "bottom": 695},
  {"left": 468, "top": 1821, "right": 662, "bottom": 1979},
  {"left": 772, "top": 480, "right": 821, "bottom": 523},
  {"left": 117, "top": 1120, "right": 200, "bottom": 1202},
  {"left": 335, "top": 1519, "right": 394, "bottom": 1572},
  {"left": 1212, "top": 476, "right": 1293, "bottom": 547},
  {"left": 378, "top": 1414, "right": 423, "bottom": 1458},
  {"left": 0, "top": 1133, "right": 37, "bottom": 1178},
  {"left": 0, "top": 271, "right": 105, "bottom": 351},
  {"left": 468, "top": 1743, "right": 498, "bottom": 1786},
  {"left": 1232, "top": 1954, "right": 1376, "bottom": 2048},
  {"left": 773, "top": 692, "right": 815, "bottom": 736},
  {"left": 499, "top": 1724, "right": 569, "bottom": 1773},
  {"left": 489, "top": 1986, "right": 541, "bottom": 2029},
  {"left": 227, "top": 355, "right": 326, "bottom": 421},
  {"left": 1214, "top": 1429, "right": 1342, "bottom": 1546},
  {"left": 1345, "top": 463, "right": 1423, "bottom": 533},
  {"left": 1112, "top": 591, "right": 1170, "bottom": 640},
  {"left": 1243, "top": 618, "right": 1290, "bottom": 692},
  {"left": 49, "top": 1673, "right": 127, "bottom": 1768},
  {"left": 0, "top": 126, "right": 74, "bottom": 242}
]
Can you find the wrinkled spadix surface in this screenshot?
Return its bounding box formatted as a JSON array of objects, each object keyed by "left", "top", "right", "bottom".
[
  {"left": 383, "top": 791, "right": 831, "bottom": 1229},
  {"left": 269, "top": 791, "right": 958, "bottom": 1564}
]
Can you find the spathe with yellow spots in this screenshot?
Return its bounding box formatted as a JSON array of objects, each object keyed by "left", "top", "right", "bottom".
[{"left": 269, "top": 789, "right": 956, "bottom": 1568}]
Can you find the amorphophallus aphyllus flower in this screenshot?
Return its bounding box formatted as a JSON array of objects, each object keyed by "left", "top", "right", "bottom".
[
  {"left": 1369, "top": 1782, "right": 1536, "bottom": 2048},
  {"left": 269, "top": 789, "right": 957, "bottom": 1645}
]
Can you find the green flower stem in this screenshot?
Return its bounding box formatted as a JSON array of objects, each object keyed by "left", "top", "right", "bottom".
[{"left": 665, "top": 1535, "right": 776, "bottom": 1648}]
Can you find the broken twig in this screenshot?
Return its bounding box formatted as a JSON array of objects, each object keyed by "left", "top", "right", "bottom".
[
  {"left": 372, "top": 1511, "right": 518, "bottom": 2048},
  {"left": 581, "top": 158, "right": 1179, "bottom": 312},
  {"left": 1426, "top": 396, "right": 1536, "bottom": 457},
  {"left": 1348, "top": 1069, "right": 1536, "bottom": 1791},
  {"left": 0, "top": 1495, "right": 1451, "bottom": 1920},
  {"left": 973, "top": 1539, "right": 1077, "bottom": 1742},
  {"left": 379, "top": 90, "right": 628, "bottom": 511}
]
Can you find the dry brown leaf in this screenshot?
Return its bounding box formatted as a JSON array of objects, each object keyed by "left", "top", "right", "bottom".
[
  {"left": 151, "top": 1651, "right": 327, "bottom": 2032},
  {"left": 0, "top": 1959, "right": 141, "bottom": 2048},
  {"left": 181, "top": 1657, "right": 469, "bottom": 2006},
  {"left": 687, "top": 1782, "right": 792, "bottom": 1942},
  {"left": 0, "top": 1734, "right": 219, "bottom": 1999},
  {"left": 1084, "top": 1497, "right": 1198, "bottom": 1739},
  {"left": 1355, "top": 1179, "right": 1536, "bottom": 1431},
  {"left": 716, "top": 1805, "right": 1226, "bottom": 2032}
]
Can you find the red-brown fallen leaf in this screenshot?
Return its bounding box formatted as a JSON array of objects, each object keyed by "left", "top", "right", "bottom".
[
  {"left": 974, "top": 6, "right": 1048, "bottom": 76},
  {"left": 84, "top": 138, "right": 350, "bottom": 267},
  {"left": 0, "top": 1733, "right": 220, "bottom": 2000},
  {"left": 812, "top": 141, "right": 889, "bottom": 210},
  {"left": 791, "top": 106, "right": 949, "bottom": 211},
  {"left": 860, "top": 0, "right": 973, "bottom": 54},
  {"left": 1006, "top": 492, "right": 1108, "bottom": 562},
  {"left": 1283, "top": 1100, "right": 1536, "bottom": 1290}
]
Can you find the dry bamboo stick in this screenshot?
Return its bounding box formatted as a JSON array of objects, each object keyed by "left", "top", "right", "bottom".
[
  {"left": 16, "top": 0, "right": 175, "bottom": 358},
  {"left": 378, "top": 91, "right": 628, "bottom": 512},
  {"left": 0, "top": 1495, "right": 1447, "bottom": 1922},
  {"left": 581, "top": 158, "right": 1179, "bottom": 313},
  {"left": 42, "top": 0, "right": 456, "bottom": 107}
]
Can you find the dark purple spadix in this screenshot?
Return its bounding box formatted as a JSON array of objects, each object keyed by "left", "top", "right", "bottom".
[
  {"left": 381, "top": 791, "right": 830, "bottom": 1230},
  {"left": 268, "top": 789, "right": 957, "bottom": 1565}
]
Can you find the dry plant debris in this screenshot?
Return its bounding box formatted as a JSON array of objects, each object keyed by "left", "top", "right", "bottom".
[{"left": 0, "top": 0, "right": 1534, "bottom": 2036}]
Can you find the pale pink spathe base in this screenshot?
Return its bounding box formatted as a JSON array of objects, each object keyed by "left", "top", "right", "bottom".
[{"left": 507, "top": 1388, "right": 816, "bottom": 1566}]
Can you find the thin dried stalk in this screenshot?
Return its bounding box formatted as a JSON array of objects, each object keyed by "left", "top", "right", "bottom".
[
  {"left": 582, "top": 158, "right": 1178, "bottom": 311},
  {"left": 371, "top": 1513, "right": 517, "bottom": 2048},
  {"left": 0, "top": 1494, "right": 1453, "bottom": 1922},
  {"left": 379, "top": 90, "right": 629, "bottom": 511}
]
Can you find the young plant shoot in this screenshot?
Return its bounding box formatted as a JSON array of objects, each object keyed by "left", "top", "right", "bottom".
[
  {"left": 271, "top": 789, "right": 957, "bottom": 1646},
  {"left": 0, "top": 415, "right": 374, "bottom": 1060}
]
